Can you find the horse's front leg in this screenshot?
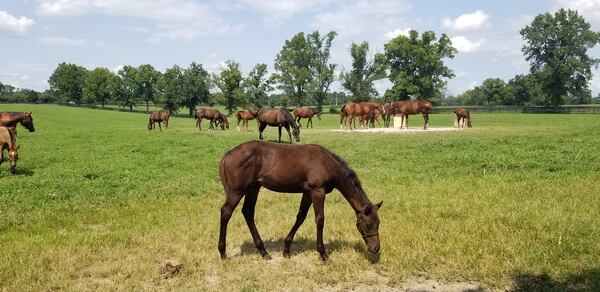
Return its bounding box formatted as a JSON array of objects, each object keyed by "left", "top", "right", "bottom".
[
  {"left": 284, "top": 124, "right": 292, "bottom": 143},
  {"left": 284, "top": 193, "right": 312, "bottom": 257},
  {"left": 310, "top": 188, "right": 328, "bottom": 261},
  {"left": 423, "top": 113, "right": 429, "bottom": 130},
  {"left": 307, "top": 117, "right": 311, "bottom": 128},
  {"left": 258, "top": 122, "right": 267, "bottom": 140},
  {"left": 158, "top": 121, "right": 162, "bottom": 131},
  {"left": 242, "top": 185, "right": 270, "bottom": 259},
  {"left": 219, "top": 191, "right": 244, "bottom": 260}
]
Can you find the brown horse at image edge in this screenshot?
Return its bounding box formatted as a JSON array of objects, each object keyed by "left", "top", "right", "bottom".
[{"left": 218, "top": 140, "right": 383, "bottom": 261}]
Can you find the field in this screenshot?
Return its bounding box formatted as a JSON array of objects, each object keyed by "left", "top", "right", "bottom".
[{"left": 1, "top": 104, "right": 599, "bottom": 291}]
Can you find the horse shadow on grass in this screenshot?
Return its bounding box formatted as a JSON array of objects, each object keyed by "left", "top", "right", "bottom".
[
  {"left": 1, "top": 166, "right": 34, "bottom": 177},
  {"left": 511, "top": 268, "right": 600, "bottom": 291},
  {"left": 240, "top": 237, "right": 380, "bottom": 263}
]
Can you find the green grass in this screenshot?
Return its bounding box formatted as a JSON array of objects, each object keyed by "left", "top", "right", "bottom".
[{"left": 1, "top": 104, "right": 599, "bottom": 290}]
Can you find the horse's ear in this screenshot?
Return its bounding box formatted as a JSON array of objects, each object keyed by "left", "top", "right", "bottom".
[
  {"left": 28, "top": 112, "right": 32, "bottom": 116},
  {"left": 375, "top": 201, "right": 383, "bottom": 209}
]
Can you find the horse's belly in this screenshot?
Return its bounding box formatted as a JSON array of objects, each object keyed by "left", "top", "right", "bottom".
[{"left": 258, "top": 178, "right": 304, "bottom": 194}]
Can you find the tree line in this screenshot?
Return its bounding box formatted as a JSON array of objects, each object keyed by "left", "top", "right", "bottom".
[{"left": 1, "top": 9, "right": 599, "bottom": 110}]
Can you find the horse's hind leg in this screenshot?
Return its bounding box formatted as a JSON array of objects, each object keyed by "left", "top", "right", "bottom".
[
  {"left": 310, "top": 188, "right": 328, "bottom": 261},
  {"left": 241, "top": 185, "right": 270, "bottom": 259},
  {"left": 219, "top": 191, "right": 244, "bottom": 260},
  {"left": 283, "top": 193, "right": 312, "bottom": 257}
]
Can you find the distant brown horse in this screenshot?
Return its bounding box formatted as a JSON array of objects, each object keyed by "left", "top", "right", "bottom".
[
  {"left": 340, "top": 102, "right": 386, "bottom": 130},
  {"left": 235, "top": 109, "right": 258, "bottom": 132},
  {"left": 292, "top": 107, "right": 321, "bottom": 128},
  {"left": 218, "top": 140, "right": 383, "bottom": 260},
  {"left": 0, "top": 127, "right": 19, "bottom": 174},
  {"left": 454, "top": 108, "right": 472, "bottom": 128},
  {"left": 195, "top": 108, "right": 227, "bottom": 130},
  {"left": 211, "top": 116, "right": 230, "bottom": 130},
  {"left": 0, "top": 112, "right": 35, "bottom": 135},
  {"left": 147, "top": 110, "right": 170, "bottom": 131},
  {"left": 390, "top": 100, "right": 432, "bottom": 130},
  {"left": 256, "top": 108, "right": 300, "bottom": 143},
  {"left": 360, "top": 108, "right": 383, "bottom": 128}
]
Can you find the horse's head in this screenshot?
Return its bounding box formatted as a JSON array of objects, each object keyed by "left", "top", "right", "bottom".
[
  {"left": 292, "top": 124, "right": 300, "bottom": 142},
  {"left": 377, "top": 103, "right": 386, "bottom": 116},
  {"left": 8, "top": 145, "right": 19, "bottom": 174},
  {"left": 356, "top": 201, "right": 383, "bottom": 254},
  {"left": 21, "top": 112, "right": 35, "bottom": 132},
  {"left": 316, "top": 110, "right": 322, "bottom": 120},
  {"left": 222, "top": 117, "right": 229, "bottom": 130}
]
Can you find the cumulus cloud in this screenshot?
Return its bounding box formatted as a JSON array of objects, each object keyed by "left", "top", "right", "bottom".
[
  {"left": 312, "top": 0, "right": 411, "bottom": 36},
  {"left": 36, "top": 0, "right": 244, "bottom": 40},
  {"left": 233, "top": 0, "right": 335, "bottom": 25},
  {"left": 0, "top": 10, "right": 35, "bottom": 35},
  {"left": 38, "top": 36, "right": 88, "bottom": 46},
  {"left": 554, "top": 0, "right": 600, "bottom": 22},
  {"left": 442, "top": 10, "right": 489, "bottom": 31},
  {"left": 385, "top": 28, "right": 412, "bottom": 39},
  {"left": 451, "top": 36, "right": 485, "bottom": 53}
]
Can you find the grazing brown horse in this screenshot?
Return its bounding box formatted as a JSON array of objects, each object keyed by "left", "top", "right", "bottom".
[
  {"left": 218, "top": 140, "right": 383, "bottom": 260},
  {"left": 454, "top": 108, "right": 472, "bottom": 128},
  {"left": 340, "top": 102, "right": 386, "bottom": 130},
  {"left": 147, "top": 110, "right": 170, "bottom": 131},
  {"left": 390, "top": 100, "right": 432, "bottom": 130},
  {"left": 0, "top": 112, "right": 35, "bottom": 135},
  {"left": 0, "top": 127, "right": 19, "bottom": 174},
  {"left": 292, "top": 107, "right": 322, "bottom": 128},
  {"left": 211, "top": 116, "right": 230, "bottom": 130},
  {"left": 256, "top": 108, "right": 300, "bottom": 143},
  {"left": 235, "top": 109, "right": 258, "bottom": 132},
  {"left": 195, "top": 108, "right": 228, "bottom": 130},
  {"left": 360, "top": 108, "right": 384, "bottom": 128}
]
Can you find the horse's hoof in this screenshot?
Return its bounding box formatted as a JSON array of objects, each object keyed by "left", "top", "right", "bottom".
[
  {"left": 262, "top": 253, "right": 272, "bottom": 260},
  {"left": 283, "top": 250, "right": 291, "bottom": 258},
  {"left": 220, "top": 253, "right": 227, "bottom": 260},
  {"left": 320, "top": 253, "right": 329, "bottom": 261}
]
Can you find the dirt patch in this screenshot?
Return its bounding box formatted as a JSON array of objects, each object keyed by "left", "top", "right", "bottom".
[{"left": 331, "top": 127, "right": 464, "bottom": 133}]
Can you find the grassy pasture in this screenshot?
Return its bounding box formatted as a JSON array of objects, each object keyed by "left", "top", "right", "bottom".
[{"left": 1, "top": 104, "right": 599, "bottom": 291}]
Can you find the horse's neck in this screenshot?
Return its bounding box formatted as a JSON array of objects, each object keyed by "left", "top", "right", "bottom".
[
  {"left": 337, "top": 177, "right": 371, "bottom": 213},
  {"left": 6, "top": 129, "right": 16, "bottom": 150}
]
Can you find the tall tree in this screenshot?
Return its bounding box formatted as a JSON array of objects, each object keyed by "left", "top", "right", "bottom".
[
  {"left": 272, "top": 32, "right": 313, "bottom": 106},
  {"left": 116, "top": 66, "right": 137, "bottom": 111},
  {"left": 340, "top": 41, "right": 386, "bottom": 102},
  {"left": 212, "top": 60, "right": 243, "bottom": 115},
  {"left": 382, "top": 30, "right": 456, "bottom": 101},
  {"left": 521, "top": 9, "right": 600, "bottom": 106},
  {"left": 158, "top": 65, "right": 184, "bottom": 114},
  {"left": 307, "top": 31, "right": 337, "bottom": 111},
  {"left": 244, "top": 63, "right": 272, "bottom": 108},
  {"left": 48, "top": 62, "right": 88, "bottom": 104},
  {"left": 136, "top": 64, "right": 161, "bottom": 111},
  {"left": 83, "top": 67, "right": 115, "bottom": 107},
  {"left": 181, "top": 62, "right": 211, "bottom": 117}
]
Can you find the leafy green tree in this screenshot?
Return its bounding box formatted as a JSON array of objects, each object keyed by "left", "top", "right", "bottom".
[
  {"left": 244, "top": 63, "right": 272, "bottom": 108},
  {"left": 115, "top": 66, "right": 137, "bottom": 111},
  {"left": 340, "top": 41, "right": 386, "bottom": 102},
  {"left": 136, "top": 64, "right": 161, "bottom": 111},
  {"left": 474, "top": 78, "right": 506, "bottom": 105},
  {"left": 382, "top": 30, "right": 456, "bottom": 101},
  {"left": 306, "top": 31, "right": 337, "bottom": 111},
  {"left": 272, "top": 32, "right": 313, "bottom": 106},
  {"left": 158, "top": 65, "right": 184, "bottom": 113},
  {"left": 212, "top": 60, "right": 243, "bottom": 114},
  {"left": 39, "top": 89, "right": 57, "bottom": 104},
  {"left": 83, "top": 67, "right": 115, "bottom": 107},
  {"left": 181, "top": 62, "right": 211, "bottom": 117},
  {"left": 48, "top": 62, "right": 88, "bottom": 104},
  {"left": 521, "top": 9, "right": 600, "bottom": 106}
]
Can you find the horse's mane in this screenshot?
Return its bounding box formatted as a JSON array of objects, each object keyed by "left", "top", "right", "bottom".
[{"left": 318, "top": 146, "right": 370, "bottom": 205}]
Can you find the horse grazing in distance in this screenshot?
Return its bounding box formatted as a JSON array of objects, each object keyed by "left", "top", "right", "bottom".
[
  {"left": 340, "top": 102, "right": 386, "bottom": 130},
  {"left": 256, "top": 108, "right": 300, "bottom": 143},
  {"left": 218, "top": 140, "right": 383, "bottom": 261},
  {"left": 0, "top": 112, "right": 35, "bottom": 135},
  {"left": 235, "top": 109, "right": 258, "bottom": 132},
  {"left": 147, "top": 110, "right": 170, "bottom": 131},
  {"left": 0, "top": 127, "right": 19, "bottom": 174},
  {"left": 360, "top": 108, "right": 384, "bottom": 128},
  {"left": 454, "top": 108, "right": 472, "bottom": 128},
  {"left": 195, "top": 108, "right": 228, "bottom": 130},
  {"left": 292, "top": 107, "right": 321, "bottom": 128},
  {"left": 390, "top": 100, "right": 432, "bottom": 130}
]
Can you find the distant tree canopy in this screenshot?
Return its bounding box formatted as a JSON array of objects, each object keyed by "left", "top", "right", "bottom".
[
  {"left": 83, "top": 67, "right": 115, "bottom": 107},
  {"left": 244, "top": 63, "right": 272, "bottom": 109},
  {"left": 212, "top": 60, "right": 243, "bottom": 115},
  {"left": 340, "top": 41, "right": 386, "bottom": 102},
  {"left": 382, "top": 30, "right": 456, "bottom": 102},
  {"left": 521, "top": 9, "right": 600, "bottom": 106},
  {"left": 48, "top": 62, "right": 88, "bottom": 104}
]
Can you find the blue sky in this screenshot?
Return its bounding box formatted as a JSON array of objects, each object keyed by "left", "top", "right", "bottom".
[{"left": 2, "top": 0, "right": 600, "bottom": 96}]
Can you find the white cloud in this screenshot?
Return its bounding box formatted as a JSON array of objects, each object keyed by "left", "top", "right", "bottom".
[
  {"left": 234, "top": 0, "right": 335, "bottom": 25},
  {"left": 554, "top": 0, "right": 600, "bottom": 22},
  {"left": 451, "top": 36, "right": 485, "bottom": 53},
  {"left": 37, "top": 0, "right": 244, "bottom": 41},
  {"left": 0, "top": 10, "right": 35, "bottom": 35},
  {"left": 385, "top": 28, "right": 412, "bottom": 39},
  {"left": 312, "top": 0, "right": 411, "bottom": 36},
  {"left": 442, "top": 10, "right": 489, "bottom": 31}
]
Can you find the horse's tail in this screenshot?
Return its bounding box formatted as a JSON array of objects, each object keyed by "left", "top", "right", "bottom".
[{"left": 219, "top": 154, "right": 230, "bottom": 195}]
